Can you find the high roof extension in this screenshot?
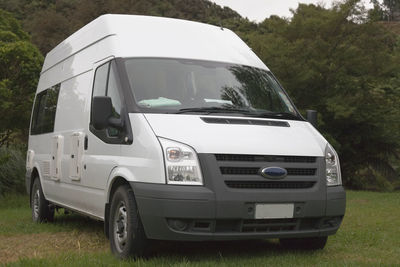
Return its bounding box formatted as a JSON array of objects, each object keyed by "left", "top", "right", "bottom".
[{"left": 42, "top": 14, "right": 267, "bottom": 73}]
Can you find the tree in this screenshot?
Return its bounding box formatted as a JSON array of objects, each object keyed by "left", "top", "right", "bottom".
[
  {"left": 383, "top": 0, "right": 400, "bottom": 20},
  {"left": 248, "top": 1, "right": 400, "bottom": 190},
  {"left": 0, "top": 9, "right": 43, "bottom": 146}
]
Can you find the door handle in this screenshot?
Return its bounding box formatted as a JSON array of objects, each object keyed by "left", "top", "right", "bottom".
[{"left": 84, "top": 135, "right": 88, "bottom": 150}]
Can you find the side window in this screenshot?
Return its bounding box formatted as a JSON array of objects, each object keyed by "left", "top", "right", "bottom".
[
  {"left": 107, "top": 61, "right": 122, "bottom": 119},
  {"left": 91, "top": 60, "right": 124, "bottom": 140},
  {"left": 31, "top": 84, "right": 60, "bottom": 135},
  {"left": 31, "top": 91, "right": 46, "bottom": 135},
  {"left": 92, "top": 63, "right": 109, "bottom": 97}
]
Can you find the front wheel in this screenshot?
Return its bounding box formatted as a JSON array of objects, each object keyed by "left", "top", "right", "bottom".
[
  {"left": 109, "top": 184, "right": 148, "bottom": 259},
  {"left": 31, "top": 178, "right": 54, "bottom": 223},
  {"left": 280, "top": 236, "right": 328, "bottom": 250}
]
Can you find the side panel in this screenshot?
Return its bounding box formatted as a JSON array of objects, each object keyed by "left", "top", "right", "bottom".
[
  {"left": 117, "top": 114, "right": 165, "bottom": 187},
  {"left": 54, "top": 69, "right": 110, "bottom": 218},
  {"left": 28, "top": 37, "right": 118, "bottom": 220}
]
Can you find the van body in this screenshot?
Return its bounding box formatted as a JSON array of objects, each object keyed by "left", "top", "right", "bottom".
[{"left": 26, "top": 15, "right": 345, "bottom": 257}]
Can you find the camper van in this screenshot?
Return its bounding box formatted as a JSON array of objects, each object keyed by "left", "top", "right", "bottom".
[{"left": 26, "top": 15, "right": 345, "bottom": 258}]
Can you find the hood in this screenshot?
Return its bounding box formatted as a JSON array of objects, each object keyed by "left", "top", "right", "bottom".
[{"left": 143, "top": 114, "right": 327, "bottom": 157}]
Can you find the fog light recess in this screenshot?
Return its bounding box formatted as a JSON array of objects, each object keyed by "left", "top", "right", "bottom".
[{"left": 168, "top": 219, "right": 188, "bottom": 231}]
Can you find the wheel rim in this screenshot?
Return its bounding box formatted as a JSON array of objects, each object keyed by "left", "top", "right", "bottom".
[
  {"left": 113, "top": 201, "right": 128, "bottom": 253},
  {"left": 33, "top": 188, "right": 40, "bottom": 219}
]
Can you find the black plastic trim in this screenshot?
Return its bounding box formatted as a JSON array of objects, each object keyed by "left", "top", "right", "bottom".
[
  {"left": 130, "top": 180, "right": 345, "bottom": 241},
  {"left": 201, "top": 117, "right": 290, "bottom": 127}
]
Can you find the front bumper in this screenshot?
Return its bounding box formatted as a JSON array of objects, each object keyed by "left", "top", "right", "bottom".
[{"left": 131, "top": 182, "right": 346, "bottom": 241}]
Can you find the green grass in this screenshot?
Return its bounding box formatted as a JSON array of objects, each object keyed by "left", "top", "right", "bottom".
[
  {"left": 0, "top": 194, "right": 104, "bottom": 236},
  {"left": 1, "top": 191, "right": 399, "bottom": 266}
]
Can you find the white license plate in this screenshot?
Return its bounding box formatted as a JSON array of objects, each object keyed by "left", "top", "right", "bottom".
[{"left": 255, "top": 203, "right": 294, "bottom": 219}]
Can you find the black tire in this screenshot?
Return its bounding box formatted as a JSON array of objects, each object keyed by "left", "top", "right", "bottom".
[
  {"left": 31, "top": 178, "right": 54, "bottom": 223},
  {"left": 280, "top": 236, "right": 328, "bottom": 250},
  {"left": 109, "top": 184, "right": 148, "bottom": 259}
]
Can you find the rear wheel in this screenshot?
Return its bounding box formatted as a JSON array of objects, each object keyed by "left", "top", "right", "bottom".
[
  {"left": 109, "top": 184, "right": 148, "bottom": 259},
  {"left": 31, "top": 178, "right": 54, "bottom": 223},
  {"left": 280, "top": 236, "right": 328, "bottom": 250}
]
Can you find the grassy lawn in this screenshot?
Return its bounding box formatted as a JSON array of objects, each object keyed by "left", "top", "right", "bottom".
[{"left": 0, "top": 191, "right": 399, "bottom": 266}]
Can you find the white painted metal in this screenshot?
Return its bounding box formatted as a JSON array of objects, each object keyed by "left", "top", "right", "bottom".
[
  {"left": 143, "top": 114, "right": 328, "bottom": 157},
  {"left": 41, "top": 15, "right": 266, "bottom": 82}
]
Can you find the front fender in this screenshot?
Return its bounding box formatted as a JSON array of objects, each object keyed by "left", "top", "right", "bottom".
[{"left": 105, "top": 166, "right": 138, "bottom": 203}]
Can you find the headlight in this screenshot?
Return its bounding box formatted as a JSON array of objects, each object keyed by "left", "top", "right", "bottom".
[
  {"left": 158, "top": 137, "right": 203, "bottom": 185},
  {"left": 325, "top": 143, "right": 342, "bottom": 186}
]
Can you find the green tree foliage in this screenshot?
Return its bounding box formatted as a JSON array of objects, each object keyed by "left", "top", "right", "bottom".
[
  {"left": 0, "top": 9, "right": 43, "bottom": 146},
  {"left": 369, "top": 0, "right": 400, "bottom": 21},
  {"left": 383, "top": 0, "right": 400, "bottom": 20},
  {"left": 248, "top": 2, "right": 400, "bottom": 190},
  {"left": 0, "top": 146, "right": 25, "bottom": 195}
]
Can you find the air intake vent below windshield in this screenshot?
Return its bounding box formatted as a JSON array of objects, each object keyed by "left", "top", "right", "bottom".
[{"left": 201, "top": 117, "right": 289, "bottom": 127}]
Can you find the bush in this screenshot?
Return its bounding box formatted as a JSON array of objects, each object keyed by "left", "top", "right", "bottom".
[{"left": 0, "top": 146, "right": 26, "bottom": 196}]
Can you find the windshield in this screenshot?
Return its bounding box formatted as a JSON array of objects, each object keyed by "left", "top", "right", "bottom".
[{"left": 124, "top": 58, "right": 299, "bottom": 119}]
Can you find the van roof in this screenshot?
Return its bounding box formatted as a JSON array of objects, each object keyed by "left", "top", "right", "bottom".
[{"left": 42, "top": 14, "right": 267, "bottom": 73}]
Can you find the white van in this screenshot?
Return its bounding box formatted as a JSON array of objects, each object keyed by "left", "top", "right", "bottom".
[{"left": 26, "top": 14, "right": 345, "bottom": 258}]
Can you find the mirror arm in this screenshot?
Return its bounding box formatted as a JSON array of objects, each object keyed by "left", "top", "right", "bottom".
[
  {"left": 306, "top": 110, "right": 318, "bottom": 128},
  {"left": 108, "top": 117, "right": 124, "bottom": 129}
]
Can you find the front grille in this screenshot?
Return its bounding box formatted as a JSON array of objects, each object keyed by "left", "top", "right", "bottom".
[
  {"left": 220, "top": 167, "right": 316, "bottom": 176},
  {"left": 213, "top": 218, "right": 334, "bottom": 233},
  {"left": 225, "top": 181, "right": 316, "bottom": 189},
  {"left": 241, "top": 218, "right": 297, "bottom": 232},
  {"left": 167, "top": 217, "right": 343, "bottom": 234},
  {"left": 215, "top": 154, "right": 316, "bottom": 163}
]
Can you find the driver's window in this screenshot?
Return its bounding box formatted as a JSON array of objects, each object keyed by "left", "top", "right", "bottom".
[{"left": 91, "top": 60, "right": 123, "bottom": 140}]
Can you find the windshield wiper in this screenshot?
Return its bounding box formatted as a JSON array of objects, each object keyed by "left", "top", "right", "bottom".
[
  {"left": 174, "top": 107, "right": 252, "bottom": 114},
  {"left": 254, "top": 112, "right": 302, "bottom": 120},
  {"left": 172, "top": 108, "right": 302, "bottom": 120}
]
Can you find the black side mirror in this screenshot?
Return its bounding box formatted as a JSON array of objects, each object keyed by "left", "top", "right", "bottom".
[
  {"left": 306, "top": 110, "right": 318, "bottom": 128},
  {"left": 92, "top": 96, "right": 123, "bottom": 130}
]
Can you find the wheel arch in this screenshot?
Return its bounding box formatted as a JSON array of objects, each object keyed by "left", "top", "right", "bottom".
[{"left": 104, "top": 168, "right": 138, "bottom": 239}]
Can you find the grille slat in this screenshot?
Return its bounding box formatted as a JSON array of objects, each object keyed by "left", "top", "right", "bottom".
[
  {"left": 220, "top": 167, "right": 259, "bottom": 175},
  {"left": 242, "top": 219, "right": 298, "bottom": 232},
  {"left": 225, "top": 181, "right": 316, "bottom": 189},
  {"left": 220, "top": 167, "right": 316, "bottom": 176},
  {"left": 287, "top": 168, "right": 316, "bottom": 176},
  {"left": 215, "top": 154, "right": 316, "bottom": 163}
]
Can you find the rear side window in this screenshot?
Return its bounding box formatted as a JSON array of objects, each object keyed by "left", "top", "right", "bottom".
[{"left": 30, "top": 84, "right": 61, "bottom": 135}]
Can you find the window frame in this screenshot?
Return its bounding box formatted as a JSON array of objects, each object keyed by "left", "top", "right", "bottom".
[
  {"left": 120, "top": 57, "right": 304, "bottom": 120},
  {"left": 89, "top": 59, "right": 132, "bottom": 145}
]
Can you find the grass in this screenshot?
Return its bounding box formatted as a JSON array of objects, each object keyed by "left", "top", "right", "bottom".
[{"left": 0, "top": 191, "right": 399, "bottom": 266}]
